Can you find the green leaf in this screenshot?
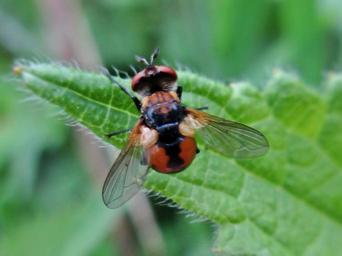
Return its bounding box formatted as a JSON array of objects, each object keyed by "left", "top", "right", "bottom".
[{"left": 14, "top": 62, "right": 342, "bottom": 255}]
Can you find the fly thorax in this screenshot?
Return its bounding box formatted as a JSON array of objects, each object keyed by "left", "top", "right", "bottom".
[{"left": 143, "top": 102, "right": 185, "bottom": 128}]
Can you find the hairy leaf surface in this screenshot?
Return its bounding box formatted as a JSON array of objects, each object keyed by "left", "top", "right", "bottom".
[{"left": 14, "top": 63, "right": 342, "bottom": 255}]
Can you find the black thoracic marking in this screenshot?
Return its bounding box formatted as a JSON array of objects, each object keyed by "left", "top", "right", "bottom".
[{"left": 144, "top": 102, "right": 186, "bottom": 128}]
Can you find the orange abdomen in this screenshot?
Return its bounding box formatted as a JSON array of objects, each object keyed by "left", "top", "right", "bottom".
[{"left": 147, "top": 137, "right": 197, "bottom": 173}]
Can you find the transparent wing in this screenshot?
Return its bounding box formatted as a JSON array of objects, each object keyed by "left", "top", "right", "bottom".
[
  {"left": 188, "top": 108, "right": 269, "bottom": 158},
  {"left": 102, "top": 126, "right": 149, "bottom": 208}
]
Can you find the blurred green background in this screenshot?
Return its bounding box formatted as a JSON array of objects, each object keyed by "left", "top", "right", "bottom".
[{"left": 0, "top": 0, "right": 341, "bottom": 255}]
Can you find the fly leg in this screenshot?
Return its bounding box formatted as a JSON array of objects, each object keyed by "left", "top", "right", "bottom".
[
  {"left": 140, "top": 151, "right": 148, "bottom": 165},
  {"left": 102, "top": 68, "right": 141, "bottom": 110},
  {"left": 195, "top": 106, "right": 209, "bottom": 111},
  {"left": 176, "top": 86, "right": 183, "bottom": 99},
  {"left": 106, "top": 128, "right": 132, "bottom": 138}
]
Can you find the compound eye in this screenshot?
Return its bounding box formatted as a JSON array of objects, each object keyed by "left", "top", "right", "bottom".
[
  {"left": 131, "top": 65, "right": 178, "bottom": 96},
  {"left": 157, "top": 66, "right": 177, "bottom": 81},
  {"left": 131, "top": 71, "right": 145, "bottom": 92}
]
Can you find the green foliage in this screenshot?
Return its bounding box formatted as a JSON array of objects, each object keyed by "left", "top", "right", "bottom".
[
  {"left": 2, "top": 0, "right": 342, "bottom": 255},
  {"left": 14, "top": 62, "right": 342, "bottom": 255},
  {"left": 1, "top": 192, "right": 119, "bottom": 256}
]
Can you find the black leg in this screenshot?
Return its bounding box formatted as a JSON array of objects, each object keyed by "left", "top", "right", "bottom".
[
  {"left": 195, "top": 106, "right": 209, "bottom": 111},
  {"left": 102, "top": 68, "right": 141, "bottom": 110},
  {"left": 176, "top": 86, "right": 183, "bottom": 99},
  {"left": 106, "top": 128, "right": 132, "bottom": 138}
]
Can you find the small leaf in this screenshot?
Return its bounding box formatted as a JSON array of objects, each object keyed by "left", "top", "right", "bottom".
[{"left": 14, "top": 62, "right": 342, "bottom": 255}]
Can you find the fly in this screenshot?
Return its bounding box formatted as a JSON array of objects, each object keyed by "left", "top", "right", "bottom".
[{"left": 102, "top": 48, "right": 269, "bottom": 208}]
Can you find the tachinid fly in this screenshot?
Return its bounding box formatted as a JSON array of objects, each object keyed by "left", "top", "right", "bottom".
[{"left": 102, "top": 48, "right": 269, "bottom": 208}]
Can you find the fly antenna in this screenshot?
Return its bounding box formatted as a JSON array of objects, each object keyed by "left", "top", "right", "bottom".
[
  {"left": 135, "top": 55, "right": 149, "bottom": 66},
  {"left": 150, "top": 47, "right": 159, "bottom": 65},
  {"left": 135, "top": 47, "right": 160, "bottom": 67}
]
